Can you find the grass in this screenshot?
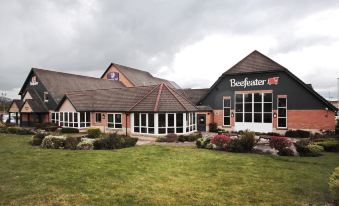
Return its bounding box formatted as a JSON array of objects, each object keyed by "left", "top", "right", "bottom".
[{"left": 0, "top": 134, "right": 338, "bottom": 206}]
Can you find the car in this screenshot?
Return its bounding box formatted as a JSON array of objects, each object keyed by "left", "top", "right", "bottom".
[{"left": 1, "top": 114, "right": 16, "bottom": 124}]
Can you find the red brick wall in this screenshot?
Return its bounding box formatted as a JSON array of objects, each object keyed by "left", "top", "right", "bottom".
[{"left": 287, "top": 110, "right": 335, "bottom": 130}]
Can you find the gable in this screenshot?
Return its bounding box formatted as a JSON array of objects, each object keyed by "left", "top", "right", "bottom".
[
  {"left": 58, "top": 98, "right": 77, "bottom": 112},
  {"left": 21, "top": 101, "right": 33, "bottom": 113},
  {"left": 101, "top": 64, "right": 134, "bottom": 87},
  {"left": 8, "top": 102, "right": 19, "bottom": 113},
  {"left": 23, "top": 91, "right": 32, "bottom": 101}
]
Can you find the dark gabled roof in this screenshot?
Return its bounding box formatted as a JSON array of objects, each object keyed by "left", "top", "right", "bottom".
[
  {"left": 7, "top": 99, "right": 23, "bottom": 113},
  {"left": 178, "top": 88, "right": 209, "bottom": 105},
  {"left": 130, "top": 83, "right": 198, "bottom": 112},
  {"left": 21, "top": 88, "right": 48, "bottom": 113},
  {"left": 57, "top": 83, "right": 197, "bottom": 112},
  {"left": 101, "top": 63, "right": 181, "bottom": 88},
  {"left": 19, "top": 68, "right": 125, "bottom": 104},
  {"left": 199, "top": 50, "right": 337, "bottom": 111},
  {"left": 224, "top": 50, "right": 286, "bottom": 75}
]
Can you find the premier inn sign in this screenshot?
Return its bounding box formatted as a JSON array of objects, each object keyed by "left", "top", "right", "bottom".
[{"left": 230, "top": 77, "right": 279, "bottom": 88}]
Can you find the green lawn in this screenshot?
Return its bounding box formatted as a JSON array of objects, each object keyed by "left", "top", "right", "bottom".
[{"left": 0, "top": 134, "right": 338, "bottom": 206}]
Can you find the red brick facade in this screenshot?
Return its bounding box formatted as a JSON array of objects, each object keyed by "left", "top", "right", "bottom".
[{"left": 286, "top": 110, "right": 335, "bottom": 131}]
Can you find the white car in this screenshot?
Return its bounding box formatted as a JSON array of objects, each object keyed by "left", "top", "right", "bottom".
[{"left": 1, "top": 114, "right": 16, "bottom": 124}]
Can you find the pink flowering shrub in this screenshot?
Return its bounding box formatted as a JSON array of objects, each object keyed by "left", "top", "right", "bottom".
[
  {"left": 211, "top": 134, "right": 231, "bottom": 148},
  {"left": 269, "top": 136, "right": 292, "bottom": 151}
]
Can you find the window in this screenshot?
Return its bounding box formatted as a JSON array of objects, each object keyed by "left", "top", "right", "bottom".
[
  {"left": 44, "top": 92, "right": 49, "bottom": 102},
  {"left": 158, "top": 113, "right": 166, "bottom": 134},
  {"left": 277, "top": 97, "right": 287, "bottom": 128},
  {"left": 96, "top": 113, "right": 102, "bottom": 123},
  {"left": 107, "top": 113, "right": 122, "bottom": 129},
  {"left": 167, "top": 113, "right": 175, "bottom": 133},
  {"left": 235, "top": 92, "right": 272, "bottom": 123},
  {"left": 134, "top": 113, "right": 140, "bottom": 132},
  {"left": 176, "top": 113, "right": 183, "bottom": 133},
  {"left": 223, "top": 97, "right": 231, "bottom": 126}
]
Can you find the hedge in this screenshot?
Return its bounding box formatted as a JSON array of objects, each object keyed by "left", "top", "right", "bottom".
[
  {"left": 61, "top": 128, "right": 79, "bottom": 133},
  {"left": 87, "top": 128, "right": 101, "bottom": 138},
  {"left": 329, "top": 167, "right": 339, "bottom": 204}
]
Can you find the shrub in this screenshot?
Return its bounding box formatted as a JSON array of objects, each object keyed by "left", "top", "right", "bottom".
[
  {"left": 294, "top": 139, "right": 311, "bottom": 156},
  {"left": 166, "top": 133, "right": 178, "bottom": 142},
  {"left": 206, "top": 143, "right": 215, "bottom": 149},
  {"left": 41, "top": 135, "right": 66, "bottom": 149},
  {"left": 285, "top": 130, "right": 310, "bottom": 138},
  {"left": 178, "top": 135, "right": 185, "bottom": 142},
  {"left": 306, "top": 144, "right": 324, "bottom": 156},
  {"left": 64, "top": 136, "right": 82, "bottom": 150},
  {"left": 0, "top": 128, "right": 7, "bottom": 133},
  {"left": 314, "top": 141, "right": 339, "bottom": 152},
  {"left": 61, "top": 127, "right": 79, "bottom": 133},
  {"left": 94, "top": 133, "right": 137, "bottom": 150},
  {"left": 16, "top": 128, "right": 34, "bottom": 135},
  {"left": 329, "top": 167, "right": 339, "bottom": 204},
  {"left": 87, "top": 128, "right": 101, "bottom": 139},
  {"left": 45, "top": 125, "right": 58, "bottom": 132},
  {"left": 211, "top": 134, "right": 231, "bottom": 149},
  {"left": 196, "top": 138, "right": 210, "bottom": 149},
  {"left": 209, "top": 123, "right": 218, "bottom": 133},
  {"left": 278, "top": 147, "right": 294, "bottom": 156},
  {"left": 269, "top": 136, "right": 292, "bottom": 151},
  {"left": 76, "top": 138, "right": 94, "bottom": 150},
  {"left": 31, "top": 132, "right": 46, "bottom": 146},
  {"left": 178, "top": 133, "right": 202, "bottom": 142},
  {"left": 7, "top": 127, "right": 19, "bottom": 134},
  {"left": 226, "top": 132, "right": 256, "bottom": 153}
]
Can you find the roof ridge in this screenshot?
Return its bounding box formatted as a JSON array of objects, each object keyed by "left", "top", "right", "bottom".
[
  {"left": 32, "top": 68, "right": 108, "bottom": 81},
  {"left": 66, "top": 84, "right": 154, "bottom": 94},
  {"left": 128, "top": 84, "right": 160, "bottom": 111},
  {"left": 154, "top": 83, "right": 164, "bottom": 112}
]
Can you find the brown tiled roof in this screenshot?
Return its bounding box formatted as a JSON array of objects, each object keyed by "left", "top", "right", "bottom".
[
  {"left": 178, "top": 89, "right": 209, "bottom": 104},
  {"left": 224, "top": 50, "right": 286, "bottom": 75},
  {"left": 22, "top": 88, "right": 48, "bottom": 113},
  {"left": 102, "top": 63, "right": 181, "bottom": 88},
  {"left": 20, "top": 68, "right": 125, "bottom": 103},
  {"left": 59, "top": 83, "right": 197, "bottom": 112}
]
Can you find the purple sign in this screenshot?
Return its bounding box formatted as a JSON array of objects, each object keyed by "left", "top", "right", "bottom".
[{"left": 107, "top": 72, "right": 119, "bottom": 80}]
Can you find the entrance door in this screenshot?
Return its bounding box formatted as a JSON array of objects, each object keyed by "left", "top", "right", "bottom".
[{"left": 197, "top": 114, "right": 206, "bottom": 132}]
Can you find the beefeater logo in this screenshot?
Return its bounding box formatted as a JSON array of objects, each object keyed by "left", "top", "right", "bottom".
[{"left": 267, "top": 77, "right": 279, "bottom": 85}]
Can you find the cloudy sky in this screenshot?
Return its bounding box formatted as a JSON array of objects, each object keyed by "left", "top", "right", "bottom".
[{"left": 0, "top": 0, "right": 338, "bottom": 99}]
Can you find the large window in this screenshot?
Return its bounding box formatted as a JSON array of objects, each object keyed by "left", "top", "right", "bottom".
[
  {"left": 57, "top": 112, "right": 90, "bottom": 128},
  {"left": 133, "top": 113, "right": 196, "bottom": 135},
  {"left": 235, "top": 92, "right": 272, "bottom": 123},
  {"left": 96, "top": 113, "right": 102, "bottom": 123},
  {"left": 277, "top": 97, "right": 287, "bottom": 128},
  {"left": 107, "top": 113, "right": 122, "bottom": 129},
  {"left": 223, "top": 97, "right": 231, "bottom": 126},
  {"left": 51, "top": 112, "right": 59, "bottom": 125}
]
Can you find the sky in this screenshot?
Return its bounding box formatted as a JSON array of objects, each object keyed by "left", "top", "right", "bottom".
[{"left": 0, "top": 0, "right": 338, "bottom": 100}]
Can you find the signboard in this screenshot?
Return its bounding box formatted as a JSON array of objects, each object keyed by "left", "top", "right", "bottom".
[
  {"left": 29, "top": 76, "right": 38, "bottom": 86},
  {"left": 230, "top": 77, "right": 279, "bottom": 88},
  {"left": 107, "top": 72, "right": 119, "bottom": 80}
]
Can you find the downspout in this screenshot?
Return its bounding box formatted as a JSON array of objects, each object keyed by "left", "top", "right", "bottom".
[{"left": 126, "top": 113, "right": 128, "bottom": 137}]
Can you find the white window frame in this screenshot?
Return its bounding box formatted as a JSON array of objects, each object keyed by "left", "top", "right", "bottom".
[
  {"left": 95, "top": 113, "right": 102, "bottom": 123},
  {"left": 277, "top": 97, "right": 288, "bottom": 129},
  {"left": 223, "top": 97, "right": 231, "bottom": 126},
  {"left": 107, "top": 113, "right": 122, "bottom": 129},
  {"left": 44, "top": 92, "right": 49, "bottom": 102}
]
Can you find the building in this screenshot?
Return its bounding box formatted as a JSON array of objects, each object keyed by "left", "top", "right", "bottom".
[{"left": 9, "top": 50, "right": 337, "bottom": 134}]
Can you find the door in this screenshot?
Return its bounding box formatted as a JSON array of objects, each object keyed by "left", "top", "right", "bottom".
[{"left": 197, "top": 114, "right": 206, "bottom": 132}]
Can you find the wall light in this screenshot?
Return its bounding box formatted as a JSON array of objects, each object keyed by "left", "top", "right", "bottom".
[
  {"left": 102, "top": 114, "right": 105, "bottom": 119},
  {"left": 273, "top": 112, "right": 277, "bottom": 118},
  {"left": 231, "top": 112, "right": 234, "bottom": 117}
]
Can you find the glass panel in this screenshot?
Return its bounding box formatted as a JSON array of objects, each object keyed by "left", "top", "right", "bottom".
[
  {"left": 168, "top": 114, "right": 174, "bottom": 127},
  {"left": 148, "top": 114, "right": 154, "bottom": 127},
  {"left": 80, "top": 123, "right": 85, "bottom": 127},
  {"left": 264, "top": 113, "right": 272, "bottom": 123},
  {"left": 224, "top": 108, "right": 230, "bottom": 116},
  {"left": 223, "top": 99, "right": 230, "bottom": 107},
  {"left": 115, "top": 124, "right": 122, "bottom": 128},
  {"left": 69, "top": 113, "right": 73, "bottom": 122},
  {"left": 141, "top": 127, "right": 147, "bottom": 133},
  {"left": 148, "top": 128, "right": 154, "bottom": 134},
  {"left": 224, "top": 117, "right": 230, "bottom": 125},
  {"left": 86, "top": 112, "right": 90, "bottom": 122},
  {"left": 244, "top": 94, "right": 252, "bottom": 102},
  {"left": 264, "top": 93, "right": 272, "bottom": 102},
  {"left": 115, "top": 114, "right": 121, "bottom": 123},
  {"left": 245, "top": 103, "right": 252, "bottom": 112},
  {"left": 244, "top": 113, "right": 252, "bottom": 122},
  {"left": 134, "top": 113, "right": 139, "bottom": 127},
  {"left": 80, "top": 112, "right": 85, "bottom": 122},
  {"left": 74, "top": 123, "right": 78, "bottom": 128},
  {"left": 254, "top": 93, "right": 262, "bottom": 102},
  {"left": 60, "top": 112, "right": 64, "bottom": 121},
  {"left": 278, "top": 118, "right": 286, "bottom": 128},
  {"left": 236, "top": 94, "right": 243, "bottom": 103},
  {"left": 65, "top": 113, "right": 68, "bottom": 121},
  {"left": 159, "top": 114, "right": 166, "bottom": 127},
  {"left": 159, "top": 128, "right": 166, "bottom": 134},
  {"left": 167, "top": 128, "right": 175, "bottom": 133},
  {"left": 235, "top": 104, "right": 243, "bottom": 112},
  {"left": 141, "top": 114, "right": 147, "bottom": 126},
  {"left": 134, "top": 127, "right": 140, "bottom": 132},
  {"left": 52, "top": 113, "right": 55, "bottom": 119},
  {"left": 176, "top": 128, "right": 183, "bottom": 133},
  {"left": 74, "top": 113, "right": 78, "bottom": 122},
  {"left": 69, "top": 123, "right": 73, "bottom": 128},
  {"left": 108, "top": 114, "right": 113, "bottom": 123},
  {"left": 278, "top": 98, "right": 287, "bottom": 107},
  {"left": 254, "top": 113, "right": 262, "bottom": 123},
  {"left": 96, "top": 113, "right": 101, "bottom": 122},
  {"left": 254, "top": 103, "right": 262, "bottom": 112},
  {"left": 278, "top": 108, "right": 286, "bottom": 117},
  {"left": 235, "top": 113, "right": 243, "bottom": 122},
  {"left": 176, "top": 113, "right": 183, "bottom": 127},
  {"left": 264, "top": 103, "right": 272, "bottom": 112}
]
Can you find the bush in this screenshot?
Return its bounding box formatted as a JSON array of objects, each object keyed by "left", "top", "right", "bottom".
[
  {"left": 211, "top": 134, "right": 231, "bottom": 149},
  {"left": 269, "top": 136, "right": 292, "bottom": 151},
  {"left": 94, "top": 133, "right": 137, "bottom": 150},
  {"left": 315, "top": 141, "right": 339, "bottom": 152},
  {"left": 156, "top": 134, "right": 178, "bottom": 142},
  {"left": 306, "top": 144, "right": 324, "bottom": 156},
  {"left": 61, "top": 127, "right": 79, "bottom": 133},
  {"left": 196, "top": 137, "right": 210, "bottom": 149},
  {"left": 294, "top": 139, "right": 311, "bottom": 156},
  {"left": 45, "top": 125, "right": 58, "bottom": 132},
  {"left": 278, "top": 147, "right": 294, "bottom": 156},
  {"left": 178, "top": 133, "right": 202, "bottom": 142},
  {"left": 31, "top": 132, "right": 46, "bottom": 146},
  {"left": 41, "top": 135, "right": 66, "bottom": 149},
  {"left": 16, "top": 128, "right": 34, "bottom": 135},
  {"left": 7, "top": 127, "right": 19, "bottom": 134},
  {"left": 76, "top": 138, "right": 94, "bottom": 150},
  {"left": 87, "top": 128, "right": 101, "bottom": 139},
  {"left": 285, "top": 130, "right": 310, "bottom": 138},
  {"left": 64, "top": 136, "right": 82, "bottom": 150},
  {"left": 226, "top": 131, "right": 256, "bottom": 153},
  {"left": 329, "top": 167, "right": 339, "bottom": 204},
  {"left": 209, "top": 123, "right": 218, "bottom": 133}
]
